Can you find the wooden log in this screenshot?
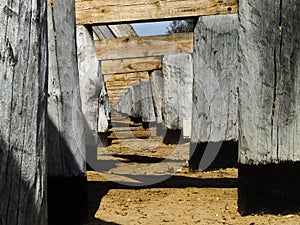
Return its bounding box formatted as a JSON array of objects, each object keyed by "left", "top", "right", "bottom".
[
  {"left": 162, "top": 54, "right": 193, "bottom": 130},
  {"left": 0, "top": 1, "right": 47, "bottom": 224},
  {"left": 75, "top": 0, "right": 238, "bottom": 25},
  {"left": 101, "top": 57, "right": 162, "bottom": 75},
  {"left": 95, "top": 32, "right": 193, "bottom": 60},
  {"left": 140, "top": 78, "right": 156, "bottom": 123},
  {"left": 47, "top": 1, "right": 87, "bottom": 223},
  {"left": 238, "top": 0, "right": 300, "bottom": 215}
]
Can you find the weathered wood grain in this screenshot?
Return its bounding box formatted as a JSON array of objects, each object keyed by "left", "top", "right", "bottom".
[
  {"left": 0, "top": 0, "right": 47, "bottom": 224},
  {"left": 238, "top": 0, "right": 300, "bottom": 164},
  {"left": 150, "top": 70, "right": 164, "bottom": 124},
  {"left": 106, "top": 79, "right": 140, "bottom": 87},
  {"left": 101, "top": 57, "right": 162, "bottom": 75},
  {"left": 162, "top": 54, "right": 193, "bottom": 130},
  {"left": 94, "top": 32, "right": 193, "bottom": 60},
  {"left": 140, "top": 78, "right": 156, "bottom": 123},
  {"left": 47, "top": 1, "right": 86, "bottom": 177},
  {"left": 77, "top": 25, "right": 109, "bottom": 136},
  {"left": 47, "top": 1, "right": 87, "bottom": 223},
  {"left": 75, "top": 0, "right": 238, "bottom": 25},
  {"left": 191, "top": 14, "right": 238, "bottom": 143}
]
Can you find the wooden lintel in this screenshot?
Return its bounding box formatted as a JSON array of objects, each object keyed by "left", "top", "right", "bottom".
[
  {"left": 75, "top": 0, "right": 237, "bottom": 25},
  {"left": 95, "top": 32, "right": 193, "bottom": 60},
  {"left": 101, "top": 57, "right": 162, "bottom": 75},
  {"left": 106, "top": 80, "right": 140, "bottom": 87}
]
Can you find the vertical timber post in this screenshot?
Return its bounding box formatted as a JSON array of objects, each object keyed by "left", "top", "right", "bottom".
[
  {"left": 189, "top": 15, "right": 239, "bottom": 171},
  {"left": 0, "top": 0, "right": 48, "bottom": 224},
  {"left": 238, "top": 0, "right": 300, "bottom": 215},
  {"left": 47, "top": 1, "right": 87, "bottom": 224}
]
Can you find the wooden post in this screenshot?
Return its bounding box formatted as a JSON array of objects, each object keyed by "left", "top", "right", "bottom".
[
  {"left": 162, "top": 54, "right": 193, "bottom": 143},
  {"left": 189, "top": 14, "right": 239, "bottom": 171},
  {"left": 238, "top": 0, "right": 300, "bottom": 215},
  {"left": 47, "top": 1, "right": 87, "bottom": 223},
  {"left": 0, "top": 0, "right": 47, "bottom": 224},
  {"left": 150, "top": 70, "right": 164, "bottom": 135},
  {"left": 140, "top": 78, "right": 156, "bottom": 128},
  {"left": 76, "top": 25, "right": 110, "bottom": 149}
]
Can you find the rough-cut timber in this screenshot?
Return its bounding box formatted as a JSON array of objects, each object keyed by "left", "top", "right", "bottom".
[
  {"left": 140, "top": 78, "right": 156, "bottom": 123},
  {"left": 75, "top": 0, "right": 238, "bottom": 25},
  {"left": 47, "top": 1, "right": 87, "bottom": 223},
  {"left": 104, "top": 72, "right": 149, "bottom": 82},
  {"left": 76, "top": 25, "right": 109, "bottom": 137},
  {"left": 95, "top": 33, "right": 193, "bottom": 60},
  {"left": 0, "top": 1, "right": 47, "bottom": 224},
  {"left": 162, "top": 54, "right": 193, "bottom": 130},
  {"left": 131, "top": 84, "right": 143, "bottom": 118},
  {"left": 101, "top": 57, "right": 162, "bottom": 75},
  {"left": 191, "top": 14, "right": 238, "bottom": 143},
  {"left": 238, "top": 0, "right": 300, "bottom": 215},
  {"left": 150, "top": 70, "right": 164, "bottom": 124}
]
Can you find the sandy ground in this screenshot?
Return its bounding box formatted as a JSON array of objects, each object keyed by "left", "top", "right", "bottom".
[{"left": 84, "top": 112, "right": 300, "bottom": 225}]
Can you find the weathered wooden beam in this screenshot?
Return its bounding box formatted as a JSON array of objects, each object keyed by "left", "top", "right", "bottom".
[
  {"left": 104, "top": 72, "right": 149, "bottom": 82},
  {"left": 95, "top": 32, "right": 193, "bottom": 60},
  {"left": 75, "top": 0, "right": 237, "bottom": 25},
  {"left": 47, "top": 1, "right": 87, "bottom": 223},
  {"left": 101, "top": 57, "right": 162, "bottom": 75},
  {"left": 238, "top": 0, "right": 300, "bottom": 215},
  {"left": 0, "top": 0, "right": 47, "bottom": 224}
]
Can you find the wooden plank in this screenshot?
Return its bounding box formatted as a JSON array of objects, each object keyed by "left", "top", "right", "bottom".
[
  {"left": 150, "top": 70, "right": 164, "bottom": 124},
  {"left": 108, "top": 24, "right": 137, "bottom": 37},
  {"left": 47, "top": 1, "right": 87, "bottom": 223},
  {"left": 75, "top": 0, "right": 238, "bottom": 25},
  {"left": 101, "top": 57, "right": 162, "bottom": 75},
  {"left": 0, "top": 0, "right": 47, "bottom": 223},
  {"left": 95, "top": 32, "right": 193, "bottom": 60},
  {"left": 104, "top": 72, "right": 149, "bottom": 82},
  {"left": 191, "top": 14, "right": 238, "bottom": 143}
]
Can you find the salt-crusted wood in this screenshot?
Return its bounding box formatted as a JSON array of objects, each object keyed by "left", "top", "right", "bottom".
[
  {"left": 150, "top": 70, "right": 164, "bottom": 124},
  {"left": 76, "top": 25, "right": 109, "bottom": 134},
  {"left": 162, "top": 54, "right": 193, "bottom": 129},
  {"left": 191, "top": 14, "right": 238, "bottom": 143},
  {"left": 140, "top": 78, "right": 156, "bottom": 123},
  {"left": 238, "top": 0, "right": 300, "bottom": 164},
  {"left": 0, "top": 0, "right": 47, "bottom": 223},
  {"left": 47, "top": 0, "right": 86, "bottom": 177}
]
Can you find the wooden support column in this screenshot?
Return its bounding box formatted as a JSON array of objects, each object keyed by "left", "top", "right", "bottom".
[
  {"left": 189, "top": 15, "right": 239, "bottom": 171},
  {"left": 140, "top": 78, "right": 156, "bottom": 128},
  {"left": 150, "top": 70, "right": 164, "bottom": 135},
  {"left": 47, "top": 1, "right": 87, "bottom": 223},
  {"left": 0, "top": 1, "right": 47, "bottom": 224},
  {"left": 162, "top": 54, "right": 193, "bottom": 143},
  {"left": 238, "top": 0, "right": 300, "bottom": 215}
]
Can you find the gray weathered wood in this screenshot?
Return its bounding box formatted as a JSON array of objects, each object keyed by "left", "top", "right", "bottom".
[
  {"left": 162, "top": 54, "right": 193, "bottom": 129},
  {"left": 76, "top": 25, "right": 109, "bottom": 135},
  {"left": 191, "top": 14, "right": 238, "bottom": 143},
  {"left": 150, "top": 70, "right": 164, "bottom": 124},
  {"left": 0, "top": 0, "right": 47, "bottom": 224},
  {"left": 140, "top": 78, "right": 156, "bottom": 123},
  {"left": 47, "top": 0, "right": 86, "bottom": 177},
  {"left": 238, "top": 0, "right": 300, "bottom": 164}
]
